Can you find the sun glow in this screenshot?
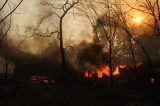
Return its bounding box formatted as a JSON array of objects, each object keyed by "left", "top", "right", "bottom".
[{"left": 133, "top": 16, "right": 143, "bottom": 24}]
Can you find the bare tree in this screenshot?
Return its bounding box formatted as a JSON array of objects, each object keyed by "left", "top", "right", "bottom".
[
  {"left": 113, "top": 1, "right": 153, "bottom": 81},
  {"left": 122, "top": 0, "right": 160, "bottom": 36},
  {"left": 33, "top": 0, "right": 79, "bottom": 74},
  {"left": 0, "top": 0, "right": 24, "bottom": 79},
  {"left": 78, "top": 0, "right": 119, "bottom": 88},
  {"left": 79, "top": 0, "right": 153, "bottom": 84}
]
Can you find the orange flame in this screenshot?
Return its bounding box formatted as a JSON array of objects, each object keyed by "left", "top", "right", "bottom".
[
  {"left": 84, "top": 62, "right": 143, "bottom": 78},
  {"left": 84, "top": 70, "right": 94, "bottom": 78},
  {"left": 113, "top": 66, "right": 120, "bottom": 76},
  {"left": 119, "top": 64, "right": 127, "bottom": 69},
  {"left": 96, "top": 64, "right": 110, "bottom": 78},
  {"left": 30, "top": 75, "right": 54, "bottom": 84},
  {"left": 84, "top": 64, "right": 120, "bottom": 78}
]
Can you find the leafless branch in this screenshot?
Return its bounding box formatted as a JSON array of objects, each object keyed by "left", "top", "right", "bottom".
[{"left": 0, "top": 0, "right": 24, "bottom": 23}]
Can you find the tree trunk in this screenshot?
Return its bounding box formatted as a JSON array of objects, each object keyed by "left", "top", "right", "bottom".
[
  {"left": 5, "top": 44, "right": 8, "bottom": 80},
  {"left": 156, "top": 0, "right": 160, "bottom": 20},
  {"left": 109, "top": 42, "right": 113, "bottom": 88},
  {"left": 59, "top": 17, "right": 66, "bottom": 72},
  {"left": 128, "top": 35, "right": 138, "bottom": 80}
]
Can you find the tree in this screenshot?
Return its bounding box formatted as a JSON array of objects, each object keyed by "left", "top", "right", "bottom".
[
  {"left": 79, "top": 0, "right": 153, "bottom": 85},
  {"left": 0, "top": 0, "right": 24, "bottom": 79},
  {"left": 78, "top": 0, "right": 119, "bottom": 88},
  {"left": 123, "top": 0, "right": 160, "bottom": 36},
  {"left": 113, "top": 1, "right": 153, "bottom": 81},
  {"left": 34, "top": 0, "right": 79, "bottom": 73}
]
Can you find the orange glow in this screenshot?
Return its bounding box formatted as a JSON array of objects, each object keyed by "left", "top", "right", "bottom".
[
  {"left": 135, "top": 62, "right": 143, "bottom": 67},
  {"left": 113, "top": 66, "right": 120, "bottom": 76},
  {"left": 119, "top": 64, "right": 127, "bottom": 69},
  {"left": 84, "top": 64, "right": 120, "bottom": 78},
  {"left": 130, "top": 62, "right": 143, "bottom": 68},
  {"left": 30, "top": 75, "right": 54, "bottom": 84},
  {"left": 133, "top": 16, "right": 143, "bottom": 23},
  {"left": 83, "top": 62, "right": 143, "bottom": 79},
  {"left": 44, "top": 79, "right": 49, "bottom": 84},
  {"left": 84, "top": 70, "right": 94, "bottom": 78},
  {"left": 97, "top": 64, "right": 110, "bottom": 78}
]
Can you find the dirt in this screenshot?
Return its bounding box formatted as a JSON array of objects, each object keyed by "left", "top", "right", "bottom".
[{"left": 0, "top": 76, "right": 159, "bottom": 106}]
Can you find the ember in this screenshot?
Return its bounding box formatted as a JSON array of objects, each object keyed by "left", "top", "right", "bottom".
[
  {"left": 150, "top": 78, "right": 155, "bottom": 84},
  {"left": 30, "top": 75, "right": 55, "bottom": 84}
]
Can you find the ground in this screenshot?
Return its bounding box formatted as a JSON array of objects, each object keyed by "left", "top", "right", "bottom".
[{"left": 0, "top": 73, "right": 159, "bottom": 106}]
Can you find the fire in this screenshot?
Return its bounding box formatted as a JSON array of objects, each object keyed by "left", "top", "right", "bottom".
[
  {"left": 97, "top": 64, "right": 110, "bottom": 78},
  {"left": 113, "top": 66, "right": 120, "bottom": 76},
  {"left": 84, "top": 70, "right": 94, "bottom": 78},
  {"left": 84, "top": 64, "right": 120, "bottom": 78},
  {"left": 119, "top": 64, "right": 127, "bottom": 69},
  {"left": 30, "top": 75, "right": 55, "bottom": 84},
  {"left": 84, "top": 62, "right": 143, "bottom": 78}
]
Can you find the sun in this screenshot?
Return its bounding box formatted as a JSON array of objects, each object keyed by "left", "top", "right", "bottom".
[{"left": 133, "top": 16, "right": 143, "bottom": 24}]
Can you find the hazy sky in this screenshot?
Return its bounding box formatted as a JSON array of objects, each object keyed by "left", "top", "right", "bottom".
[
  {"left": 9, "top": 0, "right": 93, "bottom": 54},
  {"left": 5, "top": 0, "right": 153, "bottom": 54}
]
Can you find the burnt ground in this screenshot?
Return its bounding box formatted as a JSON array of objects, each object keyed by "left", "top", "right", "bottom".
[{"left": 0, "top": 69, "right": 160, "bottom": 106}]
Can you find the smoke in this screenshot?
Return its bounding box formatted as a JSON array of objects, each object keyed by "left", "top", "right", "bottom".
[
  {"left": 9, "top": 0, "right": 93, "bottom": 55},
  {"left": 0, "top": 0, "right": 159, "bottom": 76}
]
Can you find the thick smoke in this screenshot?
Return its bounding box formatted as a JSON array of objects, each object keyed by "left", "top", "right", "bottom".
[{"left": 1, "top": 0, "right": 160, "bottom": 77}]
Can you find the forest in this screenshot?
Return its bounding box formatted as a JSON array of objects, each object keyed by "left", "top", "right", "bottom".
[{"left": 0, "top": 0, "right": 160, "bottom": 106}]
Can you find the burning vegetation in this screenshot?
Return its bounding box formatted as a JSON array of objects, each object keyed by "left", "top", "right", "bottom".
[
  {"left": 84, "top": 62, "right": 143, "bottom": 79},
  {"left": 30, "top": 75, "right": 55, "bottom": 85}
]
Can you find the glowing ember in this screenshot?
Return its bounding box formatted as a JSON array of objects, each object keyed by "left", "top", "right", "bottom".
[
  {"left": 119, "top": 64, "right": 127, "bottom": 69},
  {"left": 130, "top": 62, "right": 143, "bottom": 68},
  {"left": 150, "top": 78, "right": 155, "bottom": 84},
  {"left": 30, "top": 75, "right": 54, "bottom": 84}
]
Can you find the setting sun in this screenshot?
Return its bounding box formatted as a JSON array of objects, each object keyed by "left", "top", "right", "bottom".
[{"left": 133, "top": 16, "right": 143, "bottom": 24}]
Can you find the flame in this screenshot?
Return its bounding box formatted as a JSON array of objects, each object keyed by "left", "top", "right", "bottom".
[
  {"left": 113, "top": 66, "right": 120, "bottom": 76},
  {"left": 84, "top": 70, "right": 94, "bottom": 78},
  {"left": 97, "top": 64, "right": 110, "bottom": 78},
  {"left": 84, "top": 64, "right": 120, "bottom": 78},
  {"left": 119, "top": 64, "right": 127, "bottom": 69},
  {"left": 84, "top": 62, "right": 143, "bottom": 78},
  {"left": 30, "top": 75, "right": 54, "bottom": 84}
]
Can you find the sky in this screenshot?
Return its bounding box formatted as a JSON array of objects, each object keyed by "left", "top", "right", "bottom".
[
  {"left": 2, "top": 0, "right": 157, "bottom": 54},
  {"left": 8, "top": 0, "right": 93, "bottom": 54}
]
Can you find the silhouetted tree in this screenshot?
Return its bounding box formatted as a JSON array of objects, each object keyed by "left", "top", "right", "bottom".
[
  {"left": 34, "top": 0, "right": 79, "bottom": 74},
  {"left": 78, "top": 0, "right": 119, "bottom": 88},
  {"left": 0, "top": 0, "right": 24, "bottom": 79}
]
